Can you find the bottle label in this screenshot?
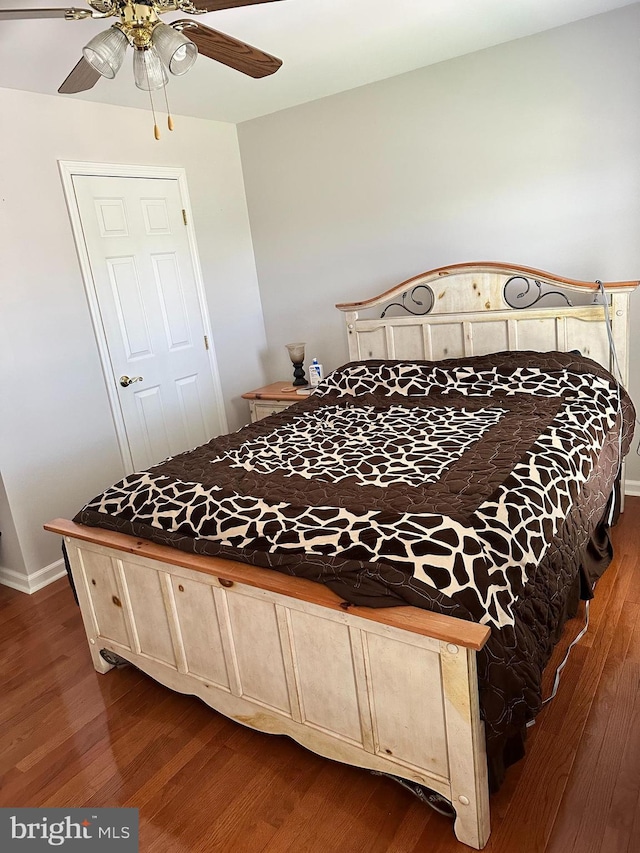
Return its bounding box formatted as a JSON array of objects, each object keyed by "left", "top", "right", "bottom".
[{"left": 309, "top": 362, "right": 323, "bottom": 386}]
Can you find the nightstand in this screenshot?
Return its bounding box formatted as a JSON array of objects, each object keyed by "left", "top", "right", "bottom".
[{"left": 242, "top": 382, "right": 307, "bottom": 423}]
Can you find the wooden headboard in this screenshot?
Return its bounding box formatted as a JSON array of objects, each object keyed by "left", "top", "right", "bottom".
[{"left": 336, "top": 262, "right": 639, "bottom": 386}]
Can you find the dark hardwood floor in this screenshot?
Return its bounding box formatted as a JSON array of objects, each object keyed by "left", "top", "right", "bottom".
[{"left": 2, "top": 498, "right": 640, "bottom": 852}]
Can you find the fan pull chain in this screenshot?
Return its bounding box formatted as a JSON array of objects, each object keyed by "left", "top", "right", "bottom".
[
  {"left": 144, "top": 60, "right": 161, "bottom": 140},
  {"left": 162, "top": 82, "right": 175, "bottom": 132}
]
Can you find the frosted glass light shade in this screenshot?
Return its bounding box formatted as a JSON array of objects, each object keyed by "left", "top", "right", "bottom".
[
  {"left": 152, "top": 23, "right": 197, "bottom": 76},
  {"left": 83, "top": 26, "right": 128, "bottom": 79},
  {"left": 133, "top": 47, "right": 168, "bottom": 91},
  {"left": 286, "top": 342, "right": 306, "bottom": 363}
]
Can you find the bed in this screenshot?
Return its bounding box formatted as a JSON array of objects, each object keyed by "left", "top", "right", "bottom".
[{"left": 46, "top": 262, "right": 638, "bottom": 849}]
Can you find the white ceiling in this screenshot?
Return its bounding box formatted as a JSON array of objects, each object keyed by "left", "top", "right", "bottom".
[{"left": 0, "top": 0, "right": 637, "bottom": 124}]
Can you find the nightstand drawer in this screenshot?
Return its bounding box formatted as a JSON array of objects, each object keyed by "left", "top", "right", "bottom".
[
  {"left": 243, "top": 382, "right": 305, "bottom": 424},
  {"left": 250, "top": 401, "right": 294, "bottom": 422}
]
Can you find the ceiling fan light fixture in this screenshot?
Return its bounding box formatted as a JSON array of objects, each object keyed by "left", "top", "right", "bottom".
[
  {"left": 152, "top": 23, "right": 198, "bottom": 76},
  {"left": 82, "top": 25, "right": 128, "bottom": 80},
  {"left": 133, "top": 46, "right": 169, "bottom": 91}
]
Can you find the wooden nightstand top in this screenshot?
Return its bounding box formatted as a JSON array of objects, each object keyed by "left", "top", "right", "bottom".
[{"left": 241, "top": 381, "right": 308, "bottom": 402}]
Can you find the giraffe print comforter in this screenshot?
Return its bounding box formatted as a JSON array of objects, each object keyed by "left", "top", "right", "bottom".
[{"left": 76, "top": 351, "right": 634, "bottom": 779}]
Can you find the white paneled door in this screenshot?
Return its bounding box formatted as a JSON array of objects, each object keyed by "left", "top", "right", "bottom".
[{"left": 71, "top": 173, "right": 226, "bottom": 471}]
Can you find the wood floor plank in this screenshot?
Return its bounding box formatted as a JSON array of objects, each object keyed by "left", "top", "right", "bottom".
[
  {"left": 261, "top": 760, "right": 416, "bottom": 853},
  {"left": 1, "top": 673, "right": 159, "bottom": 803},
  {"left": 544, "top": 588, "right": 638, "bottom": 853},
  {"left": 624, "top": 787, "right": 640, "bottom": 853},
  {"left": 326, "top": 777, "right": 419, "bottom": 853},
  {"left": 377, "top": 785, "right": 436, "bottom": 852},
  {"left": 564, "top": 604, "right": 639, "bottom": 853},
  {"left": 42, "top": 697, "right": 204, "bottom": 807},
  {"left": 143, "top": 738, "right": 305, "bottom": 851},
  {"left": 0, "top": 666, "right": 149, "bottom": 779},
  {"left": 594, "top": 611, "right": 640, "bottom": 853},
  {"left": 192, "top": 742, "right": 321, "bottom": 852}
]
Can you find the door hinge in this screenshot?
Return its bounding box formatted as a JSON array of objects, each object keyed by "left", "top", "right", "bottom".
[
  {"left": 182, "top": 209, "right": 187, "bottom": 226},
  {"left": 204, "top": 334, "right": 210, "bottom": 351}
]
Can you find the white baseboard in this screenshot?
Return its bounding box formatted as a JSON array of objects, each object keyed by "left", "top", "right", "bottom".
[
  {"left": 0, "top": 559, "right": 66, "bottom": 595},
  {"left": 625, "top": 479, "right": 640, "bottom": 497}
]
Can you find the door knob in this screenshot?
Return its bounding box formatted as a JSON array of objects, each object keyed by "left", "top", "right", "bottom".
[{"left": 119, "top": 375, "right": 144, "bottom": 387}]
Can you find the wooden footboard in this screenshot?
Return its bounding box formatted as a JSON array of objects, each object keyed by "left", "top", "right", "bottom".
[{"left": 46, "top": 519, "right": 491, "bottom": 850}]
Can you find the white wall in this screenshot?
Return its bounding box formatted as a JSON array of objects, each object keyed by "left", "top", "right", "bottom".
[
  {"left": 0, "top": 475, "right": 26, "bottom": 584},
  {"left": 238, "top": 4, "right": 640, "bottom": 482},
  {"left": 0, "top": 87, "right": 267, "bottom": 589}
]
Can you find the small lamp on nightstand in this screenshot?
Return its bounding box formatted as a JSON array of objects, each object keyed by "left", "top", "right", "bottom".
[{"left": 285, "top": 342, "right": 307, "bottom": 386}]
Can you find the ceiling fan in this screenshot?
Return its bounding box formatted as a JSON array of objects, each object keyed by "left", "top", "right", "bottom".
[{"left": 1, "top": 1, "right": 284, "bottom": 134}]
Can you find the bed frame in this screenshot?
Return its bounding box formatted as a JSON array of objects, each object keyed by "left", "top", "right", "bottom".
[{"left": 46, "top": 262, "right": 638, "bottom": 849}]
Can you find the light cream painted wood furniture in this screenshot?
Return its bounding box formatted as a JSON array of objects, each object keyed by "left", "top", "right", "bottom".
[
  {"left": 46, "top": 262, "right": 639, "bottom": 850},
  {"left": 242, "top": 381, "right": 306, "bottom": 422},
  {"left": 337, "top": 262, "right": 636, "bottom": 385}
]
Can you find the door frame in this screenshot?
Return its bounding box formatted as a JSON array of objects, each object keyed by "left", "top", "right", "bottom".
[{"left": 59, "top": 160, "right": 228, "bottom": 474}]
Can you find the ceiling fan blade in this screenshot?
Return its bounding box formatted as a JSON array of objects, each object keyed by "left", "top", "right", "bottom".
[
  {"left": 181, "top": 0, "right": 283, "bottom": 12},
  {"left": 58, "top": 57, "right": 102, "bottom": 94},
  {"left": 0, "top": 7, "right": 92, "bottom": 20},
  {"left": 175, "top": 20, "right": 282, "bottom": 78}
]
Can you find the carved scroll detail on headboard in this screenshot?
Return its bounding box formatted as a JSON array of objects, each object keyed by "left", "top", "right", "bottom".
[
  {"left": 380, "top": 284, "right": 435, "bottom": 318},
  {"left": 503, "top": 276, "right": 573, "bottom": 310}
]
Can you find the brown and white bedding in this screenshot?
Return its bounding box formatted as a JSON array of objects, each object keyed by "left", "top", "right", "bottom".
[{"left": 76, "top": 350, "right": 635, "bottom": 784}]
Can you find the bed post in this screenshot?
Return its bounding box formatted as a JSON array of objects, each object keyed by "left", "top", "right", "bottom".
[
  {"left": 608, "top": 289, "right": 632, "bottom": 387},
  {"left": 440, "top": 641, "right": 490, "bottom": 850},
  {"left": 344, "top": 310, "right": 360, "bottom": 361},
  {"left": 63, "top": 535, "right": 115, "bottom": 675}
]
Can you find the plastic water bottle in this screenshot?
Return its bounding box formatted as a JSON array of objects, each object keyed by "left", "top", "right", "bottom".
[{"left": 309, "top": 357, "right": 324, "bottom": 387}]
